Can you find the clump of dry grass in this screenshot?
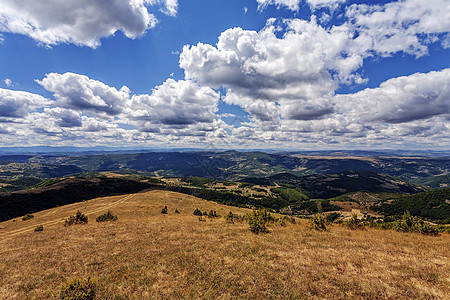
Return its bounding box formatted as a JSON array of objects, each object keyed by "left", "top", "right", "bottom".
[{"left": 0, "top": 190, "right": 449, "bottom": 299}]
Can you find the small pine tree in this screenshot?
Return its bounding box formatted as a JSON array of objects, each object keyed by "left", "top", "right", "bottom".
[
  {"left": 193, "top": 208, "right": 203, "bottom": 216},
  {"left": 308, "top": 215, "right": 328, "bottom": 231},
  {"left": 174, "top": 209, "right": 180, "bottom": 214},
  {"left": 34, "top": 225, "right": 44, "bottom": 232},
  {"left": 247, "top": 208, "right": 270, "bottom": 234},
  {"left": 96, "top": 211, "right": 118, "bottom": 222},
  {"left": 22, "top": 214, "right": 34, "bottom": 221},
  {"left": 65, "top": 211, "right": 88, "bottom": 226},
  {"left": 161, "top": 206, "right": 168, "bottom": 214},
  {"left": 225, "top": 211, "right": 235, "bottom": 223}
]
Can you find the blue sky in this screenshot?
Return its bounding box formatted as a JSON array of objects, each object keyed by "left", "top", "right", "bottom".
[{"left": 0, "top": 0, "right": 449, "bottom": 150}]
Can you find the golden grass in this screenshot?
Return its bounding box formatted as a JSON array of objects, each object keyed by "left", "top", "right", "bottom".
[{"left": 0, "top": 190, "right": 449, "bottom": 299}]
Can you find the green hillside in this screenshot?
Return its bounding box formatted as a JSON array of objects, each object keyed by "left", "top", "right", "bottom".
[{"left": 373, "top": 188, "right": 450, "bottom": 223}]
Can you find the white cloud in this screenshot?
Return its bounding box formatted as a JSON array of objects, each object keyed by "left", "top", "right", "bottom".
[
  {"left": 335, "top": 69, "right": 450, "bottom": 124},
  {"left": 256, "top": 0, "right": 346, "bottom": 11},
  {"left": 128, "top": 78, "right": 219, "bottom": 127},
  {"left": 180, "top": 19, "right": 359, "bottom": 121},
  {"left": 0, "top": 88, "right": 50, "bottom": 119},
  {"left": 346, "top": 0, "right": 450, "bottom": 57},
  {"left": 307, "top": 0, "right": 346, "bottom": 10},
  {"left": 30, "top": 73, "right": 221, "bottom": 139},
  {"left": 146, "top": 0, "right": 179, "bottom": 16},
  {"left": 257, "top": 0, "right": 301, "bottom": 11},
  {"left": 36, "top": 72, "right": 130, "bottom": 118},
  {"left": 0, "top": 0, "right": 163, "bottom": 47},
  {"left": 4, "top": 78, "right": 13, "bottom": 87}
]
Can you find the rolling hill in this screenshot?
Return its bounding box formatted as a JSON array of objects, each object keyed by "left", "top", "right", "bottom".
[{"left": 0, "top": 170, "right": 428, "bottom": 223}]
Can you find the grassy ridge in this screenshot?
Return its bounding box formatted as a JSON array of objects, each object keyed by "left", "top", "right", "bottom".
[
  {"left": 0, "top": 177, "right": 155, "bottom": 222},
  {"left": 0, "top": 190, "right": 448, "bottom": 299}
]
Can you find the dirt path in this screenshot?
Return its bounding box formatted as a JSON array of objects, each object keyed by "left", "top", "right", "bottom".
[{"left": 0, "top": 193, "right": 135, "bottom": 241}]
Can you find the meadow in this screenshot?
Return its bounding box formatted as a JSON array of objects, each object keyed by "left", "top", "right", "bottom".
[{"left": 0, "top": 190, "right": 449, "bottom": 299}]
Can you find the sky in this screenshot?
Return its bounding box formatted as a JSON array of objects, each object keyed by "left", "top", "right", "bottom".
[{"left": 0, "top": 0, "right": 449, "bottom": 151}]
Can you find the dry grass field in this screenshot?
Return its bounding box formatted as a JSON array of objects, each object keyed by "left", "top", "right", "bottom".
[{"left": 0, "top": 190, "right": 449, "bottom": 299}]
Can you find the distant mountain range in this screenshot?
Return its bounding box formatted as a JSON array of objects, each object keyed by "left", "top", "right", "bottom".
[
  {"left": 0, "top": 151, "right": 448, "bottom": 186},
  {"left": 0, "top": 147, "right": 449, "bottom": 157}
]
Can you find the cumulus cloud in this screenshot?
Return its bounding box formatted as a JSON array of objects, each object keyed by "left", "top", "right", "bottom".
[
  {"left": 346, "top": 0, "right": 450, "bottom": 57},
  {"left": 128, "top": 78, "right": 219, "bottom": 128},
  {"left": 335, "top": 69, "right": 450, "bottom": 124},
  {"left": 180, "top": 0, "right": 449, "bottom": 127},
  {"left": 0, "top": 0, "right": 163, "bottom": 47},
  {"left": 36, "top": 72, "right": 130, "bottom": 118},
  {"left": 0, "top": 88, "right": 50, "bottom": 119},
  {"left": 180, "top": 19, "right": 358, "bottom": 121}
]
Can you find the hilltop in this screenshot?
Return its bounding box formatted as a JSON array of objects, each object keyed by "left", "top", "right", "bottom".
[{"left": 0, "top": 189, "right": 449, "bottom": 299}]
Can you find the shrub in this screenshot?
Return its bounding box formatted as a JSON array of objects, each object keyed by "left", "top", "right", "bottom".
[
  {"left": 308, "top": 215, "right": 328, "bottom": 231},
  {"left": 65, "top": 211, "right": 88, "bottom": 226},
  {"left": 193, "top": 208, "right": 203, "bottom": 216},
  {"left": 225, "top": 211, "right": 235, "bottom": 223},
  {"left": 247, "top": 208, "right": 270, "bottom": 234},
  {"left": 60, "top": 275, "right": 96, "bottom": 300},
  {"left": 276, "top": 216, "right": 288, "bottom": 227},
  {"left": 326, "top": 212, "right": 342, "bottom": 223},
  {"left": 392, "top": 211, "right": 439, "bottom": 236},
  {"left": 208, "top": 210, "right": 218, "bottom": 218},
  {"left": 344, "top": 214, "right": 365, "bottom": 230},
  {"left": 22, "top": 213, "right": 34, "bottom": 221},
  {"left": 224, "top": 211, "right": 245, "bottom": 223},
  {"left": 161, "top": 206, "right": 168, "bottom": 214},
  {"left": 34, "top": 225, "right": 44, "bottom": 232},
  {"left": 174, "top": 208, "right": 180, "bottom": 214},
  {"left": 96, "top": 210, "right": 117, "bottom": 222}
]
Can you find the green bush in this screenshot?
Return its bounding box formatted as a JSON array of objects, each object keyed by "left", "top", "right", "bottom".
[
  {"left": 247, "top": 208, "right": 270, "bottom": 234},
  {"left": 276, "top": 216, "right": 288, "bottom": 227},
  {"left": 225, "top": 211, "right": 235, "bottom": 223},
  {"left": 308, "top": 215, "right": 327, "bottom": 231},
  {"left": 65, "top": 211, "right": 88, "bottom": 226},
  {"left": 193, "top": 208, "right": 203, "bottom": 216},
  {"left": 22, "top": 213, "right": 34, "bottom": 221},
  {"left": 60, "top": 275, "right": 96, "bottom": 300},
  {"left": 161, "top": 206, "right": 168, "bottom": 214},
  {"left": 392, "top": 211, "right": 439, "bottom": 236},
  {"left": 224, "top": 211, "right": 245, "bottom": 223},
  {"left": 34, "top": 225, "right": 44, "bottom": 232},
  {"left": 344, "top": 214, "right": 365, "bottom": 230},
  {"left": 96, "top": 210, "right": 117, "bottom": 222},
  {"left": 326, "top": 212, "right": 342, "bottom": 223},
  {"left": 174, "top": 209, "right": 180, "bottom": 214}
]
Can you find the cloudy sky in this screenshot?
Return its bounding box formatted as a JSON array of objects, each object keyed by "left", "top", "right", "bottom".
[{"left": 0, "top": 0, "right": 449, "bottom": 150}]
